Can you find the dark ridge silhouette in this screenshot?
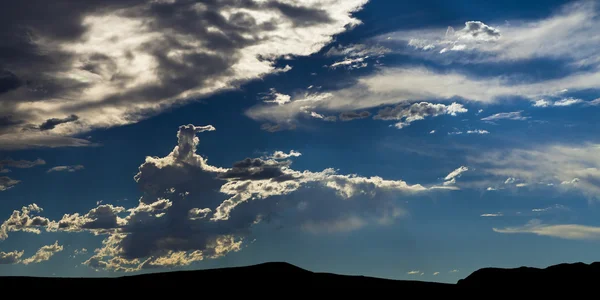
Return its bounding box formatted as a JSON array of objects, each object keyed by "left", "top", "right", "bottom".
[{"left": 2, "top": 261, "right": 600, "bottom": 293}]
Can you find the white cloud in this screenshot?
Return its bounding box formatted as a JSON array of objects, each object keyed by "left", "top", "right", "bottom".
[
  {"left": 533, "top": 99, "right": 551, "bottom": 107},
  {"left": 373, "top": 102, "right": 467, "bottom": 129},
  {"left": 407, "top": 270, "right": 421, "bottom": 275},
  {"left": 244, "top": 1, "right": 600, "bottom": 127},
  {"left": 466, "top": 129, "right": 490, "bottom": 134},
  {"left": 481, "top": 111, "right": 529, "bottom": 121},
  {"left": 481, "top": 213, "right": 503, "bottom": 217},
  {"left": 553, "top": 97, "right": 584, "bottom": 107},
  {"left": 47, "top": 165, "right": 85, "bottom": 173},
  {"left": 429, "top": 130, "right": 436, "bottom": 134},
  {"left": 382, "top": 1, "right": 600, "bottom": 65},
  {"left": 494, "top": 219, "right": 600, "bottom": 240},
  {"left": 450, "top": 269, "right": 459, "bottom": 273},
  {"left": 269, "top": 150, "right": 302, "bottom": 160},
  {"left": 21, "top": 241, "right": 64, "bottom": 265},
  {"left": 0, "top": 250, "right": 24, "bottom": 264},
  {"left": 433, "top": 272, "right": 440, "bottom": 276},
  {"left": 0, "top": 0, "right": 370, "bottom": 149},
  {"left": 470, "top": 143, "right": 600, "bottom": 198}
]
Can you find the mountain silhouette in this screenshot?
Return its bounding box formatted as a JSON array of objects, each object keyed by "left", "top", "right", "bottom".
[{"left": 2, "top": 261, "right": 599, "bottom": 293}]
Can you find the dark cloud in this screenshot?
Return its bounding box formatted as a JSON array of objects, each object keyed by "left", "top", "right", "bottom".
[
  {"left": 339, "top": 110, "right": 371, "bottom": 121},
  {"left": 0, "top": 70, "right": 21, "bottom": 94},
  {"left": 39, "top": 114, "right": 79, "bottom": 131},
  {"left": 0, "top": 0, "right": 364, "bottom": 150},
  {"left": 217, "top": 158, "right": 295, "bottom": 181},
  {"left": 267, "top": 2, "right": 333, "bottom": 27}
]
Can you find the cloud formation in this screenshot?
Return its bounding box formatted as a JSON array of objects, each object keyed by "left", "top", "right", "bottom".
[
  {"left": 0, "top": 0, "right": 369, "bottom": 149},
  {"left": 494, "top": 219, "right": 600, "bottom": 240},
  {"left": 0, "top": 124, "right": 457, "bottom": 271},
  {"left": 481, "top": 111, "right": 529, "bottom": 121},
  {"left": 469, "top": 143, "right": 600, "bottom": 198},
  {"left": 21, "top": 241, "right": 64, "bottom": 265},
  {"left": 47, "top": 165, "right": 85, "bottom": 173},
  {"left": 374, "top": 102, "right": 467, "bottom": 129}
]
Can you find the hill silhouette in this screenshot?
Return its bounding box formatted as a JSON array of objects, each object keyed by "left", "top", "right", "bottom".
[{"left": 2, "top": 261, "right": 599, "bottom": 293}]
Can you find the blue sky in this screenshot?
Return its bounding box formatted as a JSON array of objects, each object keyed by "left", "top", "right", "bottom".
[{"left": 1, "top": 0, "right": 600, "bottom": 283}]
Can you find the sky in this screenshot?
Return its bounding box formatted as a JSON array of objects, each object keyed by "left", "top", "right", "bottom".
[{"left": 1, "top": 0, "right": 600, "bottom": 284}]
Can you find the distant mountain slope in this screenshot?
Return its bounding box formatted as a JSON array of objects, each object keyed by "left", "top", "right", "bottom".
[
  {"left": 457, "top": 262, "right": 600, "bottom": 289},
  {"left": 2, "top": 261, "right": 600, "bottom": 292}
]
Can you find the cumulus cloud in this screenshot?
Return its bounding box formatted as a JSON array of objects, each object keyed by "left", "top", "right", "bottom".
[
  {"left": 21, "top": 241, "right": 64, "bottom": 265},
  {"left": 374, "top": 102, "right": 467, "bottom": 129},
  {"left": 47, "top": 165, "right": 85, "bottom": 173},
  {"left": 481, "top": 111, "right": 529, "bottom": 121},
  {"left": 0, "top": 124, "right": 457, "bottom": 272},
  {"left": 469, "top": 143, "right": 600, "bottom": 198},
  {"left": 0, "top": 0, "right": 369, "bottom": 149},
  {"left": 0, "top": 250, "right": 24, "bottom": 264},
  {"left": 269, "top": 150, "right": 302, "bottom": 160},
  {"left": 494, "top": 219, "right": 600, "bottom": 240},
  {"left": 0, "top": 204, "right": 51, "bottom": 240}
]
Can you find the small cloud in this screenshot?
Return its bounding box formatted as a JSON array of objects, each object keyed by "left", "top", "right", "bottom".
[
  {"left": 433, "top": 272, "right": 440, "bottom": 276},
  {"left": 269, "top": 150, "right": 302, "bottom": 160},
  {"left": 516, "top": 183, "right": 528, "bottom": 187},
  {"left": 481, "top": 111, "right": 529, "bottom": 121},
  {"left": 47, "top": 165, "right": 84, "bottom": 173},
  {"left": 429, "top": 130, "right": 436, "bottom": 134},
  {"left": 486, "top": 187, "right": 497, "bottom": 191},
  {"left": 553, "top": 97, "right": 583, "bottom": 107},
  {"left": 466, "top": 129, "right": 489, "bottom": 134},
  {"left": 407, "top": 270, "right": 421, "bottom": 275},
  {"left": 533, "top": 99, "right": 551, "bottom": 107},
  {"left": 481, "top": 213, "right": 503, "bottom": 217},
  {"left": 450, "top": 269, "right": 459, "bottom": 273}
]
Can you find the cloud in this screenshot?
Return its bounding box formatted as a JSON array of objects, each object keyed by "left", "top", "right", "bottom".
[
  {"left": 450, "top": 269, "right": 459, "bottom": 273},
  {"left": 469, "top": 143, "right": 600, "bottom": 198},
  {"left": 383, "top": 1, "right": 599, "bottom": 65},
  {"left": 0, "top": 176, "right": 20, "bottom": 191},
  {"left": 533, "top": 97, "right": 584, "bottom": 107},
  {"left": 481, "top": 111, "right": 529, "bottom": 121},
  {"left": 533, "top": 99, "right": 552, "bottom": 107},
  {"left": 21, "top": 241, "right": 64, "bottom": 265},
  {"left": 494, "top": 219, "right": 600, "bottom": 240},
  {"left": 39, "top": 114, "right": 80, "bottom": 131},
  {"left": 245, "top": 1, "right": 600, "bottom": 128},
  {"left": 443, "top": 166, "right": 469, "bottom": 186},
  {"left": 0, "top": 158, "right": 46, "bottom": 169},
  {"left": 0, "top": 133, "right": 95, "bottom": 150},
  {"left": 0, "top": 250, "right": 24, "bottom": 264},
  {"left": 0, "top": 124, "right": 456, "bottom": 272},
  {"left": 0, "top": 0, "right": 369, "bottom": 149},
  {"left": 269, "top": 150, "right": 302, "bottom": 160},
  {"left": 433, "top": 272, "right": 440, "bottom": 276},
  {"left": 466, "top": 129, "right": 490, "bottom": 134},
  {"left": 407, "top": 270, "right": 421, "bottom": 275},
  {"left": 553, "top": 98, "right": 584, "bottom": 107},
  {"left": 47, "top": 165, "right": 85, "bottom": 173},
  {"left": 325, "top": 43, "right": 389, "bottom": 69},
  {"left": 481, "top": 213, "right": 503, "bottom": 217},
  {"left": 373, "top": 102, "right": 467, "bottom": 129},
  {"left": 0, "top": 204, "right": 50, "bottom": 240},
  {"left": 339, "top": 111, "right": 371, "bottom": 121}
]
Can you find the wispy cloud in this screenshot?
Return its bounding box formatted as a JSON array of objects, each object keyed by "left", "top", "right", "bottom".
[{"left": 494, "top": 220, "right": 600, "bottom": 240}]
